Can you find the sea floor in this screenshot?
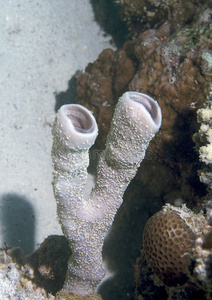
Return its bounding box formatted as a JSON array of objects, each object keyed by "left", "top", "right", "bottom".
[{"left": 0, "top": 0, "right": 113, "bottom": 254}]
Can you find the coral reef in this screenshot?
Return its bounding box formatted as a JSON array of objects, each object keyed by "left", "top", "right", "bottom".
[
  {"left": 1, "top": 2, "right": 211, "bottom": 299},
  {"left": 116, "top": 0, "right": 210, "bottom": 36},
  {"left": 143, "top": 204, "right": 206, "bottom": 286},
  {"left": 193, "top": 90, "right": 212, "bottom": 196},
  {"left": 0, "top": 262, "right": 54, "bottom": 300},
  {"left": 76, "top": 6, "right": 212, "bottom": 206},
  {"left": 143, "top": 209, "right": 193, "bottom": 286},
  {"left": 0, "top": 236, "right": 103, "bottom": 300},
  {"left": 51, "top": 92, "right": 162, "bottom": 296},
  {"left": 135, "top": 204, "right": 212, "bottom": 299},
  {"left": 0, "top": 236, "right": 69, "bottom": 299}
]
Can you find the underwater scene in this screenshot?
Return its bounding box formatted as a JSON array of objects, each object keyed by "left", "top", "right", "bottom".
[{"left": 0, "top": 1, "right": 211, "bottom": 299}]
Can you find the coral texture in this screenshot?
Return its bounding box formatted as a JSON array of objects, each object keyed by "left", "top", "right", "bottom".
[
  {"left": 51, "top": 92, "right": 162, "bottom": 296},
  {"left": 143, "top": 205, "right": 197, "bottom": 286},
  {"left": 116, "top": 0, "right": 210, "bottom": 35},
  {"left": 0, "top": 236, "right": 103, "bottom": 300},
  {"left": 56, "top": 291, "right": 103, "bottom": 300},
  {"left": 0, "top": 262, "right": 54, "bottom": 300},
  {"left": 135, "top": 204, "right": 211, "bottom": 299},
  {"left": 76, "top": 6, "right": 212, "bottom": 206},
  {"left": 193, "top": 92, "right": 212, "bottom": 195}
]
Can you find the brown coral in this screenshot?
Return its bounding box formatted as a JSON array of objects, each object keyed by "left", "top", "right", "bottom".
[
  {"left": 135, "top": 204, "right": 211, "bottom": 299},
  {"left": 76, "top": 45, "right": 136, "bottom": 148},
  {"left": 142, "top": 207, "right": 195, "bottom": 286},
  {"left": 76, "top": 7, "right": 212, "bottom": 206}
]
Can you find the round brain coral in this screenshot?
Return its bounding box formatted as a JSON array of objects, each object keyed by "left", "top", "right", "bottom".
[{"left": 143, "top": 206, "right": 196, "bottom": 286}]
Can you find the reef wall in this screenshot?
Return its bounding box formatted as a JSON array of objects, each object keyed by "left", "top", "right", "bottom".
[{"left": 76, "top": 5, "right": 212, "bottom": 208}]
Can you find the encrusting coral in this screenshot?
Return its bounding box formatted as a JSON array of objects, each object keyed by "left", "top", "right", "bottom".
[
  {"left": 76, "top": 5, "right": 212, "bottom": 207},
  {"left": 51, "top": 91, "right": 162, "bottom": 296},
  {"left": 0, "top": 236, "right": 103, "bottom": 300},
  {"left": 193, "top": 90, "right": 212, "bottom": 195},
  {"left": 0, "top": 262, "right": 55, "bottom": 300}
]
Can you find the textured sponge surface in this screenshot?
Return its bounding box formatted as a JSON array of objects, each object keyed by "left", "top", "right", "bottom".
[{"left": 143, "top": 210, "right": 195, "bottom": 286}]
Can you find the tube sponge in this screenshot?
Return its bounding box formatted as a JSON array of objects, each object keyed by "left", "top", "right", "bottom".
[
  {"left": 51, "top": 91, "right": 162, "bottom": 296},
  {"left": 104, "top": 91, "right": 162, "bottom": 168}
]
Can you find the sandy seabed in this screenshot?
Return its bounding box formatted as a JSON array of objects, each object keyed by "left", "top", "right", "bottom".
[{"left": 0, "top": 0, "right": 113, "bottom": 254}]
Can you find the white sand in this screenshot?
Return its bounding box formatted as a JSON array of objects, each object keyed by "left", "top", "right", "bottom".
[{"left": 0, "top": 0, "right": 113, "bottom": 254}]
